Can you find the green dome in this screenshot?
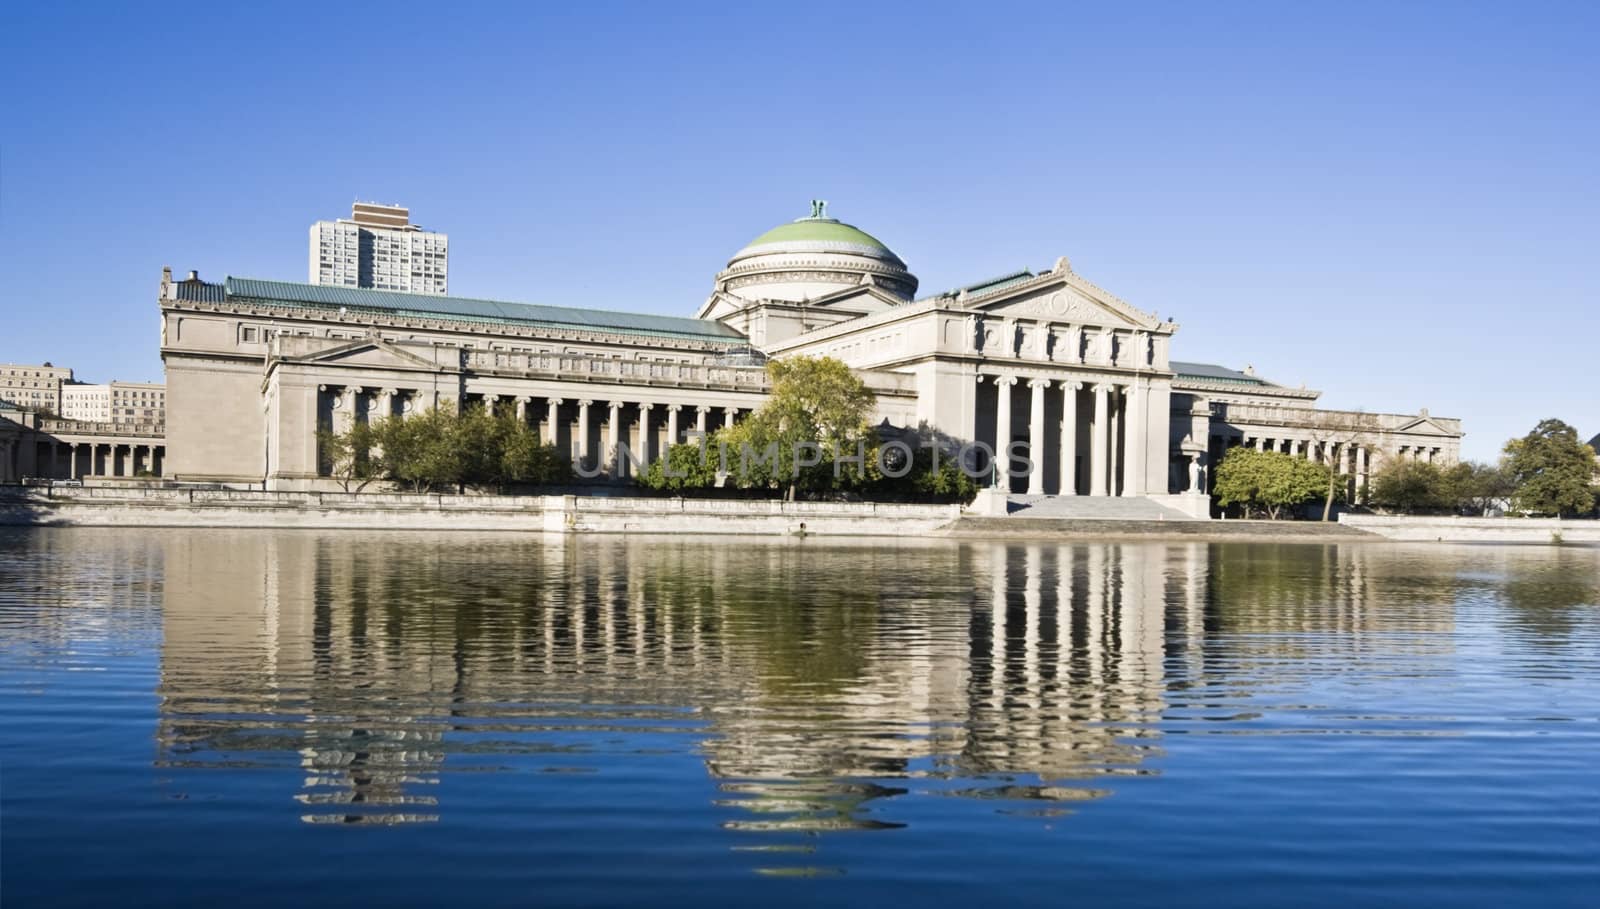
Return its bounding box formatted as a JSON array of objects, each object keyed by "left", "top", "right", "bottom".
[
  {"left": 717, "top": 202, "right": 918, "bottom": 303},
  {"left": 731, "top": 202, "right": 904, "bottom": 267},
  {"left": 744, "top": 218, "right": 892, "bottom": 252}
]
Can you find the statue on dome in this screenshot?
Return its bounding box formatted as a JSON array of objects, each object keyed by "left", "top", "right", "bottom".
[{"left": 809, "top": 199, "right": 828, "bottom": 219}]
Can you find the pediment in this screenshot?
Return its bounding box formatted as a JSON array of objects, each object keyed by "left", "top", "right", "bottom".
[
  {"left": 804, "top": 283, "right": 903, "bottom": 313},
  {"left": 1392, "top": 416, "right": 1453, "bottom": 436},
  {"left": 286, "top": 339, "right": 444, "bottom": 372},
  {"left": 968, "top": 277, "right": 1160, "bottom": 330}
]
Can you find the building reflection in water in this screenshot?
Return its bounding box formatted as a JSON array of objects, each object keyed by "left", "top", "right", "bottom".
[{"left": 149, "top": 531, "right": 1456, "bottom": 832}]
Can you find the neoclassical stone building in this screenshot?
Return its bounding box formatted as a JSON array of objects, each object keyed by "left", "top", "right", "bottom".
[{"left": 159, "top": 204, "right": 1461, "bottom": 508}]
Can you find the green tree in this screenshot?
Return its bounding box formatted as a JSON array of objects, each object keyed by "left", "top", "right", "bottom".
[
  {"left": 1438, "top": 460, "right": 1514, "bottom": 515},
  {"left": 637, "top": 436, "right": 725, "bottom": 492},
  {"left": 372, "top": 408, "right": 464, "bottom": 492},
  {"left": 494, "top": 410, "right": 569, "bottom": 489},
  {"left": 1212, "top": 447, "right": 1330, "bottom": 519},
  {"left": 720, "top": 356, "right": 878, "bottom": 500},
  {"left": 1502, "top": 419, "right": 1597, "bottom": 516},
  {"left": 1369, "top": 459, "right": 1448, "bottom": 513},
  {"left": 317, "top": 420, "right": 381, "bottom": 492}
]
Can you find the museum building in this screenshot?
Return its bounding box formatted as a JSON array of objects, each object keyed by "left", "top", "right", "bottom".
[{"left": 158, "top": 204, "right": 1462, "bottom": 507}]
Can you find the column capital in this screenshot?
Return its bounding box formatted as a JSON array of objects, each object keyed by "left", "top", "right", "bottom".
[
  {"left": 1092, "top": 382, "right": 1112, "bottom": 393},
  {"left": 608, "top": 400, "right": 623, "bottom": 412},
  {"left": 992, "top": 374, "right": 1019, "bottom": 387},
  {"left": 578, "top": 399, "right": 593, "bottom": 407},
  {"left": 549, "top": 397, "right": 565, "bottom": 406},
  {"left": 638, "top": 401, "right": 654, "bottom": 411},
  {"left": 515, "top": 395, "right": 532, "bottom": 403},
  {"left": 381, "top": 387, "right": 398, "bottom": 396},
  {"left": 1062, "top": 380, "right": 1083, "bottom": 392},
  {"left": 666, "top": 403, "right": 683, "bottom": 412},
  {"left": 696, "top": 404, "right": 712, "bottom": 414},
  {"left": 1027, "top": 377, "right": 1051, "bottom": 390}
]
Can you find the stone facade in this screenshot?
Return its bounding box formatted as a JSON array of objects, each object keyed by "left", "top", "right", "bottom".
[{"left": 156, "top": 205, "right": 1462, "bottom": 502}]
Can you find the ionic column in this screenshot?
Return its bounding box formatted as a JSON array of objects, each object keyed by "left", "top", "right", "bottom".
[
  {"left": 577, "top": 400, "right": 593, "bottom": 466},
  {"left": 546, "top": 397, "right": 563, "bottom": 446},
  {"left": 484, "top": 394, "right": 500, "bottom": 417},
  {"left": 638, "top": 403, "right": 653, "bottom": 467},
  {"left": 1060, "top": 381, "right": 1080, "bottom": 496},
  {"left": 724, "top": 407, "right": 736, "bottom": 429},
  {"left": 1122, "top": 379, "right": 1146, "bottom": 497},
  {"left": 666, "top": 404, "right": 682, "bottom": 448},
  {"left": 1027, "top": 378, "right": 1048, "bottom": 495},
  {"left": 1091, "top": 383, "right": 1110, "bottom": 496},
  {"left": 1254, "top": 436, "right": 1265, "bottom": 452},
  {"left": 606, "top": 401, "right": 622, "bottom": 475},
  {"left": 336, "top": 386, "right": 360, "bottom": 433},
  {"left": 695, "top": 405, "right": 709, "bottom": 434},
  {"left": 1108, "top": 388, "right": 1122, "bottom": 495},
  {"left": 993, "top": 375, "right": 1017, "bottom": 490},
  {"left": 515, "top": 396, "right": 529, "bottom": 425}
]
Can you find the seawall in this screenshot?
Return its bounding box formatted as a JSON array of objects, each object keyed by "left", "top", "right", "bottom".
[
  {"left": 1340, "top": 514, "right": 1600, "bottom": 544},
  {"left": 0, "top": 488, "right": 960, "bottom": 537},
  {"left": 947, "top": 516, "right": 1376, "bottom": 542}
]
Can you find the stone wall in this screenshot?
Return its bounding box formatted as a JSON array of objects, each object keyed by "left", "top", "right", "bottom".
[
  {"left": 0, "top": 488, "right": 960, "bottom": 537},
  {"left": 1340, "top": 514, "right": 1600, "bottom": 544}
]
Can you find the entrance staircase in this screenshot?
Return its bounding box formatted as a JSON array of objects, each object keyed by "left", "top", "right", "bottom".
[{"left": 1001, "top": 494, "right": 1197, "bottom": 521}]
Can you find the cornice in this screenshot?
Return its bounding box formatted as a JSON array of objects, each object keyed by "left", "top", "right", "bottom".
[{"left": 161, "top": 297, "right": 743, "bottom": 353}]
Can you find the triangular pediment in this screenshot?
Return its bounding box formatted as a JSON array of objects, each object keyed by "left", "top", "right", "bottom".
[
  {"left": 286, "top": 339, "right": 445, "bottom": 372},
  {"left": 1392, "top": 416, "right": 1453, "bottom": 436},
  {"left": 967, "top": 275, "right": 1162, "bottom": 330},
  {"left": 697, "top": 283, "right": 905, "bottom": 322}
]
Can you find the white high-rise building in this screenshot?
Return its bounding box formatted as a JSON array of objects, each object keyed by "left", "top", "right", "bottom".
[
  {"left": 62, "top": 381, "right": 166, "bottom": 425},
  {"left": 309, "top": 202, "right": 448, "bottom": 295}
]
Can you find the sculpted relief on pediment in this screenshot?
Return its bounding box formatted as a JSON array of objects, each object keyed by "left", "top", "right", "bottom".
[{"left": 981, "top": 286, "right": 1136, "bottom": 328}]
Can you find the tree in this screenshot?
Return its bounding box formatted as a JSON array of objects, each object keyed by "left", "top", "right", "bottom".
[
  {"left": 637, "top": 435, "right": 726, "bottom": 493},
  {"left": 372, "top": 408, "right": 464, "bottom": 492},
  {"left": 722, "top": 356, "right": 878, "bottom": 500},
  {"left": 1213, "top": 447, "right": 1330, "bottom": 519},
  {"left": 1304, "top": 411, "right": 1381, "bottom": 521},
  {"left": 1369, "top": 459, "right": 1447, "bottom": 513},
  {"left": 1502, "top": 419, "right": 1597, "bottom": 516},
  {"left": 1439, "top": 460, "right": 1513, "bottom": 515},
  {"left": 495, "top": 410, "right": 569, "bottom": 489},
  {"left": 317, "top": 420, "right": 381, "bottom": 492}
]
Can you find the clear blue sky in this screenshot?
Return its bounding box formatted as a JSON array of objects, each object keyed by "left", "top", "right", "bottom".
[{"left": 3, "top": 2, "right": 1595, "bottom": 460}]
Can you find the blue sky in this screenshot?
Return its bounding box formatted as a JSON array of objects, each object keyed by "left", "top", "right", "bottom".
[{"left": 2, "top": 2, "right": 1595, "bottom": 460}]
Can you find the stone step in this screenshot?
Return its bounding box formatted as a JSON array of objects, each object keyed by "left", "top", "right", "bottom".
[{"left": 1002, "top": 495, "right": 1198, "bottom": 521}]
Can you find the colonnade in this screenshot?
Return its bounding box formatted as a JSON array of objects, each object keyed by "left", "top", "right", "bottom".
[
  {"left": 1221, "top": 432, "right": 1375, "bottom": 500},
  {"left": 31, "top": 440, "right": 163, "bottom": 479},
  {"left": 320, "top": 384, "right": 753, "bottom": 477},
  {"left": 985, "top": 372, "right": 1150, "bottom": 497}
]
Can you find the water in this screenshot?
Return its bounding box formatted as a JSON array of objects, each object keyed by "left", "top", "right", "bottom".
[{"left": 1, "top": 529, "right": 1597, "bottom": 908}]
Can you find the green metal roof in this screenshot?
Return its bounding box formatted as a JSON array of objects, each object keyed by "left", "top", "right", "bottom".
[
  {"left": 919, "top": 269, "right": 1036, "bottom": 302},
  {"left": 1171, "top": 361, "right": 1272, "bottom": 386},
  {"left": 219, "top": 278, "right": 748, "bottom": 343}
]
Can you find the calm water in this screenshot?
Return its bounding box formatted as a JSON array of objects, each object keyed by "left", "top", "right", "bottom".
[{"left": 1, "top": 529, "right": 1597, "bottom": 908}]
